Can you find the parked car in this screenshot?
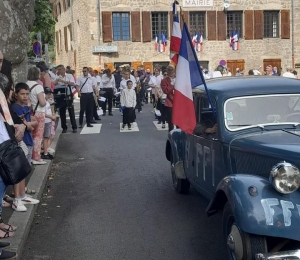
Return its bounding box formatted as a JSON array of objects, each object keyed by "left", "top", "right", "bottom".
[{"left": 166, "top": 77, "right": 300, "bottom": 260}]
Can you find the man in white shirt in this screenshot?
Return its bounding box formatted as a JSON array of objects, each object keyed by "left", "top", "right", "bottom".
[
  {"left": 49, "top": 65, "right": 57, "bottom": 82},
  {"left": 54, "top": 64, "right": 78, "bottom": 133},
  {"left": 148, "top": 67, "right": 163, "bottom": 108},
  {"left": 76, "top": 67, "right": 97, "bottom": 127},
  {"left": 101, "top": 69, "right": 116, "bottom": 116},
  {"left": 282, "top": 67, "right": 296, "bottom": 78}
]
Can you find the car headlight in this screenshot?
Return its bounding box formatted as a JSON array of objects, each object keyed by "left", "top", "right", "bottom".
[{"left": 270, "top": 162, "right": 300, "bottom": 194}]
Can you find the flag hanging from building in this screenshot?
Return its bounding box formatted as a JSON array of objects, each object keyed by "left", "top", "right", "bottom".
[
  {"left": 192, "top": 32, "right": 203, "bottom": 52},
  {"left": 172, "top": 23, "right": 206, "bottom": 134},
  {"left": 170, "top": 1, "right": 181, "bottom": 65},
  {"left": 161, "top": 32, "right": 167, "bottom": 52},
  {"left": 155, "top": 34, "right": 159, "bottom": 51},
  {"left": 230, "top": 30, "right": 239, "bottom": 51}
]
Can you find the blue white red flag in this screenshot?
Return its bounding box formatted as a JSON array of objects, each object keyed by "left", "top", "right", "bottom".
[
  {"left": 161, "top": 32, "right": 167, "bottom": 52},
  {"left": 192, "top": 32, "right": 197, "bottom": 48},
  {"left": 71, "top": 86, "right": 77, "bottom": 95},
  {"left": 172, "top": 23, "right": 205, "bottom": 134},
  {"left": 155, "top": 34, "right": 158, "bottom": 51},
  {"left": 230, "top": 30, "right": 239, "bottom": 50},
  {"left": 170, "top": 1, "right": 181, "bottom": 64}
]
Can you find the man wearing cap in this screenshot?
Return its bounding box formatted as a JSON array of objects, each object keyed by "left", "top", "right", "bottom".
[{"left": 54, "top": 64, "right": 77, "bottom": 133}]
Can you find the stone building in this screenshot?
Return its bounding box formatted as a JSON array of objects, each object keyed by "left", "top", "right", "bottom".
[{"left": 51, "top": 0, "right": 300, "bottom": 75}]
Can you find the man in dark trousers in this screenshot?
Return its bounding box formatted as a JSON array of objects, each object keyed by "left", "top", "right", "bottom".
[
  {"left": 54, "top": 64, "right": 78, "bottom": 133},
  {"left": 76, "top": 67, "right": 97, "bottom": 127}
]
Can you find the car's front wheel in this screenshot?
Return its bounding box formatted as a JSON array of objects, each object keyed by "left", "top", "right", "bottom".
[
  {"left": 170, "top": 154, "right": 190, "bottom": 194},
  {"left": 222, "top": 202, "right": 267, "bottom": 260}
]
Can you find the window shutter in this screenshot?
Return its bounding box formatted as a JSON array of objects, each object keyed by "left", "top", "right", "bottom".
[
  {"left": 244, "top": 10, "right": 254, "bottom": 40},
  {"left": 131, "top": 12, "right": 141, "bottom": 42},
  {"left": 254, "top": 10, "right": 263, "bottom": 39},
  {"left": 53, "top": 4, "right": 57, "bottom": 18},
  {"left": 207, "top": 11, "right": 217, "bottom": 41},
  {"left": 56, "top": 31, "right": 59, "bottom": 53},
  {"left": 64, "top": 26, "right": 68, "bottom": 52},
  {"left": 281, "top": 10, "right": 290, "bottom": 39},
  {"left": 217, "top": 11, "right": 226, "bottom": 41},
  {"left": 181, "top": 11, "right": 189, "bottom": 30},
  {"left": 142, "top": 11, "right": 151, "bottom": 42},
  {"left": 102, "top": 12, "right": 112, "bottom": 42}
]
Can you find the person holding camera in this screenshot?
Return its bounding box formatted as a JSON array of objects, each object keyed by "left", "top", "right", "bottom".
[{"left": 76, "top": 67, "right": 97, "bottom": 127}]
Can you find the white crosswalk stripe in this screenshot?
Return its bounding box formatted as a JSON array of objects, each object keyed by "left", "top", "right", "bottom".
[
  {"left": 120, "top": 122, "right": 139, "bottom": 132},
  {"left": 153, "top": 121, "right": 168, "bottom": 131},
  {"left": 80, "top": 124, "right": 102, "bottom": 134}
]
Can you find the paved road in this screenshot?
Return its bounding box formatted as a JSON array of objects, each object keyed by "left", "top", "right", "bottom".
[{"left": 22, "top": 102, "right": 227, "bottom": 260}]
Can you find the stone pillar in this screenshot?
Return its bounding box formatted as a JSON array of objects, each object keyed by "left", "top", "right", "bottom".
[{"left": 0, "top": 0, "right": 35, "bottom": 83}]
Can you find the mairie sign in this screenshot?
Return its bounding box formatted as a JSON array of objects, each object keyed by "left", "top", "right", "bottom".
[
  {"left": 92, "top": 45, "right": 118, "bottom": 53},
  {"left": 183, "top": 0, "right": 213, "bottom": 7}
]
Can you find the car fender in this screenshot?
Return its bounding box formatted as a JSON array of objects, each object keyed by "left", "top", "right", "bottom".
[
  {"left": 165, "top": 129, "right": 187, "bottom": 179},
  {"left": 206, "top": 174, "right": 300, "bottom": 241}
]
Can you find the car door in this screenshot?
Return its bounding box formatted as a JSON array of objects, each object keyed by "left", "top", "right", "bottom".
[{"left": 193, "top": 95, "right": 223, "bottom": 197}]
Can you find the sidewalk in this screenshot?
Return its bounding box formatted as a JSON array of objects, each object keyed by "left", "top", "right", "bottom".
[{"left": 2, "top": 127, "right": 61, "bottom": 259}]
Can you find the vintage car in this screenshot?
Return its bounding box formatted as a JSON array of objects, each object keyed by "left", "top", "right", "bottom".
[{"left": 166, "top": 77, "right": 300, "bottom": 260}]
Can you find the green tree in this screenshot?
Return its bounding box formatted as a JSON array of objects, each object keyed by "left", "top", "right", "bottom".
[{"left": 28, "top": 0, "right": 57, "bottom": 62}]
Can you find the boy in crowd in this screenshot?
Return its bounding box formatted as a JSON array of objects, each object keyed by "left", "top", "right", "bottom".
[
  {"left": 120, "top": 80, "right": 136, "bottom": 130},
  {"left": 11, "top": 82, "right": 40, "bottom": 211},
  {"left": 41, "top": 88, "right": 56, "bottom": 160}
]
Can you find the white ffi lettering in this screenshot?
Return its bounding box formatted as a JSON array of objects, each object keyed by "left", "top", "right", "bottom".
[
  {"left": 203, "top": 146, "right": 210, "bottom": 181},
  {"left": 261, "top": 198, "right": 279, "bottom": 226},
  {"left": 280, "top": 200, "right": 294, "bottom": 227},
  {"left": 196, "top": 143, "right": 202, "bottom": 178},
  {"left": 185, "top": 140, "right": 190, "bottom": 169},
  {"left": 212, "top": 149, "right": 215, "bottom": 186}
]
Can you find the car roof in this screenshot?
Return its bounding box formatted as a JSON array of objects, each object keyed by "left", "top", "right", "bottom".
[{"left": 193, "top": 76, "right": 300, "bottom": 100}]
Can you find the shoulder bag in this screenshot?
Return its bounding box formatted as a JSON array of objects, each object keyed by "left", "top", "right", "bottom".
[{"left": 0, "top": 105, "right": 31, "bottom": 185}]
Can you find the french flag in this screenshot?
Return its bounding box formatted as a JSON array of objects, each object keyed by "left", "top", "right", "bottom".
[
  {"left": 170, "top": 1, "right": 181, "bottom": 65},
  {"left": 192, "top": 32, "right": 197, "bottom": 48},
  {"left": 199, "top": 33, "right": 203, "bottom": 51},
  {"left": 172, "top": 23, "right": 206, "bottom": 134},
  {"left": 155, "top": 34, "right": 158, "bottom": 51},
  {"left": 230, "top": 30, "right": 239, "bottom": 50},
  {"left": 71, "top": 86, "right": 77, "bottom": 95},
  {"left": 161, "top": 32, "right": 167, "bottom": 52}
]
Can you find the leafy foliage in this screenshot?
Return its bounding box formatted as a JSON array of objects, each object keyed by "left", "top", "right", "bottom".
[{"left": 28, "top": 0, "right": 57, "bottom": 61}]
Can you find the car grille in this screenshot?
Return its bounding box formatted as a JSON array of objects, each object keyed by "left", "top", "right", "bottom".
[{"left": 233, "top": 151, "right": 281, "bottom": 178}]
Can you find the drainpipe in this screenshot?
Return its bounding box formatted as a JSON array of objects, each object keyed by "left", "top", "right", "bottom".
[
  {"left": 97, "top": 0, "right": 101, "bottom": 45},
  {"left": 70, "top": 0, "right": 76, "bottom": 69},
  {"left": 291, "top": 0, "right": 295, "bottom": 68}
]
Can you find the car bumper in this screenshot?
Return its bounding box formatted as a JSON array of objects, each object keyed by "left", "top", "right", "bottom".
[{"left": 256, "top": 250, "right": 300, "bottom": 259}]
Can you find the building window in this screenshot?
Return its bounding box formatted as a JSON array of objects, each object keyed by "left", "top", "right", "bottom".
[
  {"left": 112, "top": 13, "right": 130, "bottom": 41},
  {"left": 264, "top": 11, "right": 279, "bottom": 38},
  {"left": 151, "top": 12, "right": 168, "bottom": 39},
  {"left": 58, "top": 2, "right": 61, "bottom": 15},
  {"left": 227, "top": 11, "right": 243, "bottom": 38},
  {"left": 189, "top": 12, "right": 206, "bottom": 39}
]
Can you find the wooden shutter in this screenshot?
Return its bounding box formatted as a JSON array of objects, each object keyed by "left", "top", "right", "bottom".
[
  {"left": 244, "top": 10, "right": 254, "bottom": 40},
  {"left": 281, "top": 10, "right": 290, "bottom": 39},
  {"left": 181, "top": 11, "right": 189, "bottom": 30},
  {"left": 132, "top": 62, "right": 142, "bottom": 70},
  {"left": 217, "top": 11, "right": 226, "bottom": 41},
  {"left": 64, "top": 26, "right": 68, "bottom": 52},
  {"left": 102, "top": 12, "right": 112, "bottom": 42},
  {"left": 104, "top": 63, "right": 114, "bottom": 72},
  {"left": 142, "top": 11, "right": 151, "bottom": 42},
  {"left": 207, "top": 11, "right": 217, "bottom": 41},
  {"left": 263, "top": 59, "right": 281, "bottom": 70},
  {"left": 227, "top": 60, "right": 245, "bottom": 74},
  {"left": 254, "top": 10, "right": 263, "bottom": 39},
  {"left": 53, "top": 4, "right": 57, "bottom": 18},
  {"left": 143, "top": 62, "right": 153, "bottom": 73},
  {"left": 131, "top": 12, "right": 141, "bottom": 42}
]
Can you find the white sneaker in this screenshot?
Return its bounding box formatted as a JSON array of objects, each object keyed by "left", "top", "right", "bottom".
[
  {"left": 47, "top": 148, "right": 55, "bottom": 155},
  {"left": 21, "top": 195, "right": 39, "bottom": 205},
  {"left": 12, "top": 199, "right": 27, "bottom": 212},
  {"left": 31, "top": 160, "right": 47, "bottom": 165}
]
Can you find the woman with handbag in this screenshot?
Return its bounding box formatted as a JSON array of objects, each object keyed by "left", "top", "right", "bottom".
[{"left": 26, "top": 67, "right": 47, "bottom": 165}]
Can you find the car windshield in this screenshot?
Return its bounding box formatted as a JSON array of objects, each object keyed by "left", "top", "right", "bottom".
[{"left": 224, "top": 94, "right": 300, "bottom": 131}]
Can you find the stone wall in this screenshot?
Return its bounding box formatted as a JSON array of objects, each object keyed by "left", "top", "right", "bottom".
[{"left": 54, "top": 0, "right": 300, "bottom": 75}]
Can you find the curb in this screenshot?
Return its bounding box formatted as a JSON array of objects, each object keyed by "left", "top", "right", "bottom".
[{"left": 5, "top": 130, "right": 61, "bottom": 259}]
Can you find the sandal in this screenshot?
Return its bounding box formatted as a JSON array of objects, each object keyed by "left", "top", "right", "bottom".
[
  {"left": 3, "top": 196, "right": 13, "bottom": 203},
  {"left": 0, "top": 224, "right": 17, "bottom": 233},
  {"left": 1, "top": 201, "right": 10, "bottom": 209},
  {"left": 0, "top": 231, "right": 14, "bottom": 239}
]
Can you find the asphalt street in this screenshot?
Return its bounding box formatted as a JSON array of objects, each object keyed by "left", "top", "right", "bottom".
[{"left": 22, "top": 101, "right": 227, "bottom": 260}]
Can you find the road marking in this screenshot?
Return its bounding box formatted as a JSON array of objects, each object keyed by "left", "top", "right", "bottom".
[
  {"left": 120, "top": 122, "right": 139, "bottom": 132},
  {"left": 80, "top": 124, "right": 102, "bottom": 134},
  {"left": 153, "top": 121, "right": 168, "bottom": 131}
]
